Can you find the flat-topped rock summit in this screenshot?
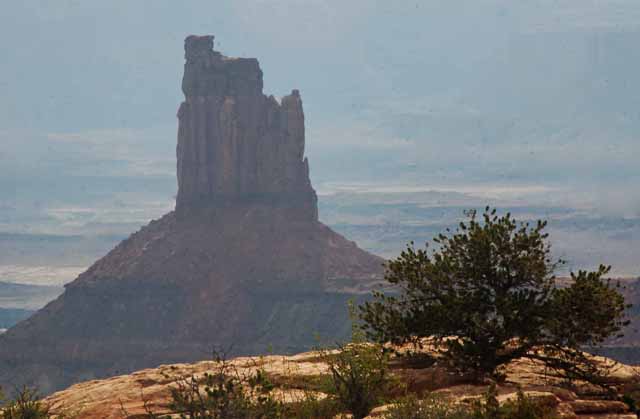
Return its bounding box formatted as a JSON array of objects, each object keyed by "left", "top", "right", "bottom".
[{"left": 0, "top": 35, "right": 384, "bottom": 395}]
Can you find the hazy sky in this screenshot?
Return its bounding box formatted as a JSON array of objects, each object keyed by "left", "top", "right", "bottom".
[{"left": 1, "top": 0, "right": 640, "bottom": 229}]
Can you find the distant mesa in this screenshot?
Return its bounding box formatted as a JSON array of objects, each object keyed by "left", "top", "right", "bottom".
[{"left": 0, "top": 35, "right": 384, "bottom": 395}]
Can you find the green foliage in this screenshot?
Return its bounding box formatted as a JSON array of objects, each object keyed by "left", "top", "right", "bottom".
[
  {"left": 622, "top": 393, "right": 638, "bottom": 413},
  {"left": 548, "top": 265, "right": 629, "bottom": 348},
  {"left": 166, "top": 369, "right": 285, "bottom": 419},
  {"left": 143, "top": 352, "right": 288, "bottom": 419},
  {"left": 359, "top": 207, "right": 629, "bottom": 381},
  {"left": 495, "top": 392, "right": 557, "bottom": 419},
  {"left": 471, "top": 386, "right": 558, "bottom": 419},
  {"left": 322, "top": 342, "right": 390, "bottom": 419},
  {"left": 0, "top": 387, "right": 54, "bottom": 419},
  {"left": 384, "top": 387, "right": 558, "bottom": 419},
  {"left": 147, "top": 351, "right": 344, "bottom": 419},
  {"left": 285, "top": 393, "right": 341, "bottom": 419},
  {"left": 385, "top": 394, "right": 471, "bottom": 419},
  {"left": 524, "top": 265, "right": 629, "bottom": 386}
]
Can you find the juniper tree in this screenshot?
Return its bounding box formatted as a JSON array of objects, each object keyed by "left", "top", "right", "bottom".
[{"left": 359, "top": 207, "right": 629, "bottom": 381}]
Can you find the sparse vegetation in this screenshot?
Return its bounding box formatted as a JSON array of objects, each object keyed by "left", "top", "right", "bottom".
[
  {"left": 146, "top": 333, "right": 391, "bottom": 419},
  {"left": 284, "top": 393, "right": 340, "bottom": 419},
  {"left": 322, "top": 341, "right": 391, "bottom": 419},
  {"left": 384, "top": 386, "right": 558, "bottom": 419},
  {"left": 157, "top": 355, "right": 287, "bottom": 419},
  {"left": 0, "top": 387, "right": 55, "bottom": 419},
  {"left": 471, "top": 385, "right": 558, "bottom": 419},
  {"left": 494, "top": 392, "right": 558, "bottom": 419},
  {"left": 384, "top": 394, "right": 471, "bottom": 419},
  {"left": 145, "top": 351, "right": 340, "bottom": 419},
  {"left": 359, "top": 207, "right": 629, "bottom": 383}
]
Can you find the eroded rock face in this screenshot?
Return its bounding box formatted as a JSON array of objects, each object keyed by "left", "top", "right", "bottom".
[
  {"left": 0, "top": 35, "right": 384, "bottom": 395},
  {"left": 176, "top": 35, "right": 317, "bottom": 220}
]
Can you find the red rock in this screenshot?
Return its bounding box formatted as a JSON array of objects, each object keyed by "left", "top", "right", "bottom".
[
  {"left": 41, "top": 349, "right": 640, "bottom": 419},
  {"left": 176, "top": 35, "right": 317, "bottom": 220},
  {"left": 0, "top": 35, "right": 384, "bottom": 395},
  {"left": 569, "top": 400, "right": 629, "bottom": 414}
]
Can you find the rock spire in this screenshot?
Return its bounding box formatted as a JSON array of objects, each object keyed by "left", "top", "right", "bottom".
[
  {"left": 176, "top": 35, "right": 317, "bottom": 220},
  {"left": 0, "top": 35, "right": 384, "bottom": 396}
]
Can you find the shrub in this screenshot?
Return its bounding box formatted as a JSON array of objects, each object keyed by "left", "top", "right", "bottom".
[
  {"left": 385, "top": 394, "right": 471, "bottom": 419},
  {"left": 385, "top": 388, "right": 558, "bottom": 419},
  {"left": 471, "top": 386, "right": 558, "bottom": 419},
  {"left": 166, "top": 369, "right": 285, "bottom": 419},
  {"left": 496, "top": 391, "right": 558, "bottom": 419},
  {"left": 1, "top": 386, "right": 54, "bottom": 419},
  {"left": 143, "top": 352, "right": 287, "bottom": 419},
  {"left": 285, "top": 393, "right": 341, "bottom": 419},
  {"left": 359, "top": 207, "right": 629, "bottom": 382},
  {"left": 323, "top": 342, "right": 390, "bottom": 419},
  {"left": 147, "top": 352, "right": 343, "bottom": 419}
]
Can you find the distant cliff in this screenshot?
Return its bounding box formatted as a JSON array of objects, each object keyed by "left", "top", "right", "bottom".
[{"left": 0, "top": 35, "right": 384, "bottom": 395}]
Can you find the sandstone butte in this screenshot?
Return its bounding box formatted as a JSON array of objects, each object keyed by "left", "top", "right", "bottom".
[
  {"left": 43, "top": 345, "right": 640, "bottom": 419},
  {"left": 0, "top": 35, "right": 385, "bottom": 395}
]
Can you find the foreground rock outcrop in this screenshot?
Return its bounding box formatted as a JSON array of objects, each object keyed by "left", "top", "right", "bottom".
[
  {"left": 0, "top": 35, "right": 384, "bottom": 395},
  {"left": 44, "top": 347, "right": 640, "bottom": 418}
]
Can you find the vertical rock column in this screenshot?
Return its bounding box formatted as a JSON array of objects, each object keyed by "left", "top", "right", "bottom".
[{"left": 175, "top": 35, "right": 317, "bottom": 221}]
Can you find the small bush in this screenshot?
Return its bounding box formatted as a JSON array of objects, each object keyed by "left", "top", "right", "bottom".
[
  {"left": 622, "top": 393, "right": 638, "bottom": 413},
  {"left": 285, "top": 393, "right": 341, "bottom": 419},
  {"left": 142, "top": 352, "right": 287, "bottom": 419},
  {"left": 496, "top": 392, "right": 558, "bottom": 419},
  {"left": 1, "top": 387, "right": 54, "bottom": 419},
  {"left": 384, "top": 387, "right": 558, "bottom": 419},
  {"left": 469, "top": 385, "right": 558, "bottom": 419},
  {"left": 166, "top": 369, "right": 285, "bottom": 418},
  {"left": 323, "top": 342, "right": 390, "bottom": 419},
  {"left": 385, "top": 394, "right": 471, "bottom": 419}
]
